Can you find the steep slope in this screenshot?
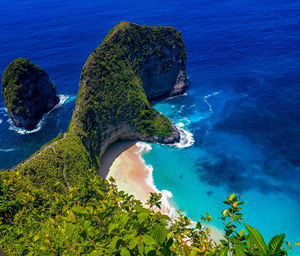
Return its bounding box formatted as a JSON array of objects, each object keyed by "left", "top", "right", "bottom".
[
  {"left": 9, "top": 22, "right": 188, "bottom": 191},
  {"left": 1, "top": 58, "right": 59, "bottom": 130}
]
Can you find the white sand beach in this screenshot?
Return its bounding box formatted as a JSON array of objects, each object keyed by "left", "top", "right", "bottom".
[{"left": 99, "top": 140, "right": 224, "bottom": 242}]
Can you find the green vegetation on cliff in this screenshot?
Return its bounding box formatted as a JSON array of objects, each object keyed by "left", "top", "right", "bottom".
[
  {"left": 0, "top": 22, "right": 293, "bottom": 255},
  {"left": 2, "top": 58, "right": 59, "bottom": 130},
  {"left": 2, "top": 58, "right": 46, "bottom": 114},
  {"left": 0, "top": 169, "right": 292, "bottom": 255},
  {"left": 9, "top": 21, "right": 185, "bottom": 192},
  {"left": 74, "top": 21, "right": 186, "bottom": 154}
]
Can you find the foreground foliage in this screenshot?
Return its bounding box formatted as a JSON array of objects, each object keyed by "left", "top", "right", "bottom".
[
  {"left": 0, "top": 22, "right": 296, "bottom": 255},
  {"left": 0, "top": 169, "right": 294, "bottom": 255}
]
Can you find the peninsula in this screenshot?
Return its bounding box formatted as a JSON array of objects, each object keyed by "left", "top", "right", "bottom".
[
  {"left": 7, "top": 21, "right": 188, "bottom": 192},
  {"left": 0, "top": 22, "right": 287, "bottom": 256}
]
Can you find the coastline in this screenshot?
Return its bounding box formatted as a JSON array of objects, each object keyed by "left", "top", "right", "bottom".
[
  {"left": 101, "top": 140, "right": 224, "bottom": 242},
  {"left": 102, "top": 141, "right": 174, "bottom": 215}
]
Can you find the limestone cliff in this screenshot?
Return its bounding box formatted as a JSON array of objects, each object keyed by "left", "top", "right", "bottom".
[
  {"left": 1, "top": 58, "right": 59, "bottom": 130},
  {"left": 75, "top": 21, "right": 187, "bottom": 156},
  {"left": 10, "top": 22, "right": 188, "bottom": 192}
]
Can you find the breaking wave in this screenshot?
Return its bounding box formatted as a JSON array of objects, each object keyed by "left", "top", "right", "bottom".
[{"left": 8, "top": 94, "right": 74, "bottom": 135}]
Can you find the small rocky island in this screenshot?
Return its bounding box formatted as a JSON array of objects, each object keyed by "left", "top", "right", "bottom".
[
  {"left": 6, "top": 22, "right": 188, "bottom": 192},
  {"left": 1, "top": 58, "right": 59, "bottom": 130}
]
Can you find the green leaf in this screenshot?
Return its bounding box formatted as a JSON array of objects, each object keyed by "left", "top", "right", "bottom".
[
  {"left": 108, "top": 222, "right": 119, "bottom": 234},
  {"left": 138, "top": 211, "right": 149, "bottom": 224},
  {"left": 110, "top": 236, "right": 122, "bottom": 249},
  {"left": 232, "top": 213, "right": 242, "bottom": 221},
  {"left": 65, "top": 223, "right": 76, "bottom": 236},
  {"left": 229, "top": 194, "right": 235, "bottom": 201},
  {"left": 72, "top": 205, "right": 88, "bottom": 214},
  {"left": 220, "top": 240, "right": 228, "bottom": 246},
  {"left": 190, "top": 249, "right": 198, "bottom": 256},
  {"left": 245, "top": 224, "right": 268, "bottom": 255},
  {"left": 120, "top": 247, "right": 131, "bottom": 256},
  {"left": 83, "top": 220, "right": 92, "bottom": 229},
  {"left": 151, "top": 224, "right": 167, "bottom": 245},
  {"left": 129, "top": 237, "right": 139, "bottom": 250},
  {"left": 138, "top": 240, "right": 144, "bottom": 254},
  {"left": 234, "top": 243, "right": 247, "bottom": 256},
  {"left": 239, "top": 229, "right": 245, "bottom": 237},
  {"left": 217, "top": 247, "right": 228, "bottom": 256},
  {"left": 145, "top": 245, "right": 156, "bottom": 255},
  {"left": 268, "top": 233, "right": 285, "bottom": 254},
  {"left": 142, "top": 235, "right": 156, "bottom": 245}
]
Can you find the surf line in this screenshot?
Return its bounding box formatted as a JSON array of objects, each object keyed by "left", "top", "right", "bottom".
[{"left": 7, "top": 94, "right": 74, "bottom": 135}]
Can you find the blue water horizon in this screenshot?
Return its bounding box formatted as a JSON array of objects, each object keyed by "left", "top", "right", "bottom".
[{"left": 0, "top": 0, "right": 299, "bottom": 254}]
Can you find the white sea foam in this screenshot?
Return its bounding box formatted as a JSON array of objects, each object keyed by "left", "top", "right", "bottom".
[
  {"left": 176, "top": 122, "right": 185, "bottom": 128},
  {"left": 54, "top": 94, "right": 69, "bottom": 108},
  {"left": 2, "top": 107, "right": 8, "bottom": 117},
  {"left": 134, "top": 142, "right": 223, "bottom": 236},
  {"left": 203, "top": 91, "right": 221, "bottom": 135},
  {"left": 8, "top": 117, "right": 45, "bottom": 135},
  {"left": 0, "top": 148, "right": 17, "bottom": 152},
  {"left": 188, "top": 104, "right": 196, "bottom": 109},
  {"left": 135, "top": 142, "right": 177, "bottom": 218},
  {"left": 0, "top": 119, "right": 2, "bottom": 124},
  {"left": 163, "top": 92, "right": 188, "bottom": 102},
  {"left": 173, "top": 127, "right": 195, "bottom": 148},
  {"left": 7, "top": 94, "right": 73, "bottom": 135},
  {"left": 203, "top": 91, "right": 221, "bottom": 114},
  {"left": 178, "top": 104, "right": 185, "bottom": 113}
]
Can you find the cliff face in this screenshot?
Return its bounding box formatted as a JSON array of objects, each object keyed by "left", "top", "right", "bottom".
[
  {"left": 11, "top": 22, "right": 187, "bottom": 192},
  {"left": 74, "top": 22, "right": 187, "bottom": 156},
  {"left": 139, "top": 39, "right": 188, "bottom": 100},
  {"left": 2, "top": 58, "right": 59, "bottom": 130}
]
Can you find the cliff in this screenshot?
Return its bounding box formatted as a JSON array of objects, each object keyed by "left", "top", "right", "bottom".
[
  {"left": 0, "top": 22, "right": 286, "bottom": 256},
  {"left": 75, "top": 21, "right": 187, "bottom": 157},
  {"left": 9, "top": 22, "right": 188, "bottom": 192},
  {"left": 1, "top": 58, "right": 59, "bottom": 130}
]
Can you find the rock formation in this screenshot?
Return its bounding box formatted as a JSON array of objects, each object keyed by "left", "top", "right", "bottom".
[
  {"left": 77, "top": 21, "right": 188, "bottom": 157},
  {"left": 10, "top": 22, "right": 188, "bottom": 192},
  {"left": 1, "top": 58, "right": 59, "bottom": 130}
]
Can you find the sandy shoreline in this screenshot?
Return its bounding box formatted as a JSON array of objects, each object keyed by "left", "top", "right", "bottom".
[
  {"left": 100, "top": 140, "right": 224, "bottom": 241},
  {"left": 102, "top": 141, "right": 173, "bottom": 215}
]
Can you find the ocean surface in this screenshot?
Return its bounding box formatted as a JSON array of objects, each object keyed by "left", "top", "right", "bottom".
[{"left": 0, "top": 0, "right": 299, "bottom": 253}]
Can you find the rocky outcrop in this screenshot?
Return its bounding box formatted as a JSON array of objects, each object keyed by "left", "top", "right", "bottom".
[
  {"left": 140, "top": 43, "right": 188, "bottom": 101},
  {"left": 75, "top": 22, "right": 188, "bottom": 157},
  {"left": 11, "top": 22, "right": 188, "bottom": 192},
  {"left": 1, "top": 58, "right": 59, "bottom": 130},
  {"left": 98, "top": 122, "right": 180, "bottom": 158}
]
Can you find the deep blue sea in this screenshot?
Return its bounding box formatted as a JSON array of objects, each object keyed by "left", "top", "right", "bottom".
[{"left": 0, "top": 0, "right": 299, "bottom": 253}]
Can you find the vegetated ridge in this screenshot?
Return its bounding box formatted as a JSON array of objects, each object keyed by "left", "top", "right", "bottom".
[
  {"left": 4, "top": 21, "right": 188, "bottom": 193},
  {"left": 0, "top": 22, "right": 290, "bottom": 255}
]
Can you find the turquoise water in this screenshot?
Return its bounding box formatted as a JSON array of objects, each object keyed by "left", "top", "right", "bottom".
[
  {"left": 0, "top": 0, "right": 299, "bottom": 253},
  {"left": 143, "top": 92, "right": 300, "bottom": 254}
]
